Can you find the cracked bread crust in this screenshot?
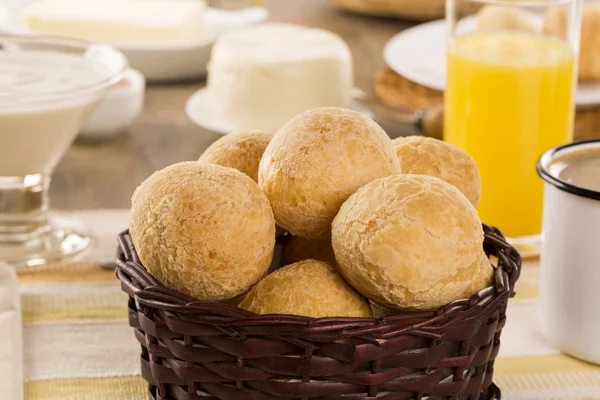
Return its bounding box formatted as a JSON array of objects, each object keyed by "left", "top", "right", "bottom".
[
  {"left": 332, "top": 174, "right": 484, "bottom": 311},
  {"left": 392, "top": 136, "right": 481, "bottom": 207},
  {"left": 199, "top": 130, "right": 273, "bottom": 182},
  {"left": 130, "top": 162, "right": 276, "bottom": 302},
  {"left": 371, "top": 249, "right": 494, "bottom": 317},
  {"left": 238, "top": 259, "right": 372, "bottom": 318},
  {"left": 258, "top": 107, "right": 401, "bottom": 239}
]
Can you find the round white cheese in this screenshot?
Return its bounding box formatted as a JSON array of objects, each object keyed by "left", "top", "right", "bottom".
[{"left": 207, "top": 23, "right": 354, "bottom": 132}]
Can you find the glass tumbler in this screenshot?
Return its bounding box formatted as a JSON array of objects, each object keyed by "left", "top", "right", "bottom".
[
  {"left": 444, "top": 0, "right": 582, "bottom": 257},
  {"left": 0, "top": 35, "right": 127, "bottom": 267}
]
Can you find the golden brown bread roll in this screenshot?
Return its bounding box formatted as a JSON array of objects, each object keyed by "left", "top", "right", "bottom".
[
  {"left": 545, "top": 2, "right": 600, "bottom": 80},
  {"left": 239, "top": 259, "right": 372, "bottom": 318},
  {"left": 198, "top": 131, "right": 287, "bottom": 238},
  {"left": 371, "top": 251, "right": 493, "bottom": 317},
  {"left": 259, "top": 107, "right": 401, "bottom": 239},
  {"left": 130, "top": 162, "right": 276, "bottom": 301},
  {"left": 332, "top": 174, "right": 484, "bottom": 311},
  {"left": 199, "top": 130, "right": 273, "bottom": 182},
  {"left": 461, "top": 250, "right": 495, "bottom": 300},
  {"left": 392, "top": 136, "right": 481, "bottom": 207},
  {"left": 280, "top": 236, "right": 336, "bottom": 266}
]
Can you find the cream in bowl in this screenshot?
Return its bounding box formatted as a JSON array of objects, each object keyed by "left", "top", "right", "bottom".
[
  {"left": 0, "top": 35, "right": 126, "bottom": 267},
  {"left": 537, "top": 139, "right": 600, "bottom": 365}
]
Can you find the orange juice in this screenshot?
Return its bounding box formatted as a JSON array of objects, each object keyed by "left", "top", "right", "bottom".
[{"left": 445, "top": 32, "right": 575, "bottom": 238}]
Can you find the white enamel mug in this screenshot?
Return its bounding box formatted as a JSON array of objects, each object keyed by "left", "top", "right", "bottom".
[{"left": 537, "top": 139, "right": 600, "bottom": 365}]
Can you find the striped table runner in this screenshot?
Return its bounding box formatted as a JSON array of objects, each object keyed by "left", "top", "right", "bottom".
[{"left": 19, "top": 210, "right": 600, "bottom": 400}]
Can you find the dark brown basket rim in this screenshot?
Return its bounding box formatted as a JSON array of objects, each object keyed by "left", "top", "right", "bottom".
[{"left": 115, "top": 224, "right": 521, "bottom": 342}]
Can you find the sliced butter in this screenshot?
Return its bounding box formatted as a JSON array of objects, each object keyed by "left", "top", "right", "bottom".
[{"left": 22, "top": 0, "right": 206, "bottom": 45}]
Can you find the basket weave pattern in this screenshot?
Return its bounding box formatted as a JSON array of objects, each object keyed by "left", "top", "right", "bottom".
[{"left": 116, "top": 224, "right": 521, "bottom": 400}]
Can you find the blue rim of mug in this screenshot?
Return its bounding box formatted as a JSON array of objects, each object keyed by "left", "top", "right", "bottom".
[{"left": 537, "top": 139, "right": 600, "bottom": 201}]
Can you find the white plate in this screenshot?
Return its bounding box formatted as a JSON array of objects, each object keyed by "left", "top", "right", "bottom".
[
  {"left": 6, "top": 7, "right": 269, "bottom": 82},
  {"left": 186, "top": 88, "right": 374, "bottom": 135},
  {"left": 384, "top": 18, "right": 600, "bottom": 107}
]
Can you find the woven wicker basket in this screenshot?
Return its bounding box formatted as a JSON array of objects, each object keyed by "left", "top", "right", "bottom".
[
  {"left": 331, "top": 0, "right": 481, "bottom": 21},
  {"left": 116, "top": 224, "right": 521, "bottom": 400}
]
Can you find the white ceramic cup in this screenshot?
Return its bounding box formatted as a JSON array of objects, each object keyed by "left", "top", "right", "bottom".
[{"left": 537, "top": 139, "right": 600, "bottom": 365}]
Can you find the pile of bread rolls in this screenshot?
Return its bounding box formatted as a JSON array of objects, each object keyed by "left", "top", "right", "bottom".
[
  {"left": 476, "top": 2, "right": 600, "bottom": 81},
  {"left": 130, "top": 107, "right": 493, "bottom": 319}
]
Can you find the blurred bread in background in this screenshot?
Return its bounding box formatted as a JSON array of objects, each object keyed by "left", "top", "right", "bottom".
[
  {"left": 545, "top": 2, "right": 600, "bottom": 81},
  {"left": 475, "top": 5, "right": 537, "bottom": 33},
  {"left": 330, "top": 0, "right": 481, "bottom": 21}
]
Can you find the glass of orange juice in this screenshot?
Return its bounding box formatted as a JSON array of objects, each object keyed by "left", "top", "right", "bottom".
[{"left": 445, "top": 0, "right": 582, "bottom": 257}]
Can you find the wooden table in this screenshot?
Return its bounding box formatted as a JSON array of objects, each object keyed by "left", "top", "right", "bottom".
[{"left": 51, "top": 0, "right": 413, "bottom": 210}]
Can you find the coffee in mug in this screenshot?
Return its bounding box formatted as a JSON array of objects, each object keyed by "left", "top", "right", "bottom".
[{"left": 548, "top": 147, "right": 600, "bottom": 192}]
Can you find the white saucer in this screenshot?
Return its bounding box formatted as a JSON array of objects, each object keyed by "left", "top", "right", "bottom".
[
  {"left": 186, "top": 88, "right": 374, "bottom": 135},
  {"left": 384, "top": 18, "right": 600, "bottom": 107}
]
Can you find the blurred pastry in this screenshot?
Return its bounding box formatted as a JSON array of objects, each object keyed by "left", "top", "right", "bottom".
[
  {"left": 392, "top": 136, "right": 481, "bottom": 207},
  {"left": 259, "top": 107, "right": 401, "bottom": 239},
  {"left": 207, "top": 23, "right": 353, "bottom": 131},
  {"left": 130, "top": 162, "right": 276, "bottom": 301},
  {"left": 239, "top": 259, "right": 372, "bottom": 318},
  {"left": 199, "top": 130, "right": 273, "bottom": 182},
  {"left": 281, "top": 236, "right": 336, "bottom": 266},
  {"left": 476, "top": 5, "right": 538, "bottom": 33},
  {"left": 332, "top": 174, "right": 484, "bottom": 311},
  {"left": 545, "top": 2, "right": 600, "bottom": 80},
  {"left": 330, "top": 0, "right": 481, "bottom": 21}
]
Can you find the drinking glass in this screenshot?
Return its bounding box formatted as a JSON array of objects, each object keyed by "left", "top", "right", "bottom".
[
  {"left": 444, "top": 0, "right": 582, "bottom": 257},
  {"left": 0, "top": 35, "right": 127, "bottom": 267}
]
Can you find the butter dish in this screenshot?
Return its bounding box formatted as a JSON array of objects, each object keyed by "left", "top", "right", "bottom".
[{"left": 17, "top": 1, "right": 269, "bottom": 82}]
